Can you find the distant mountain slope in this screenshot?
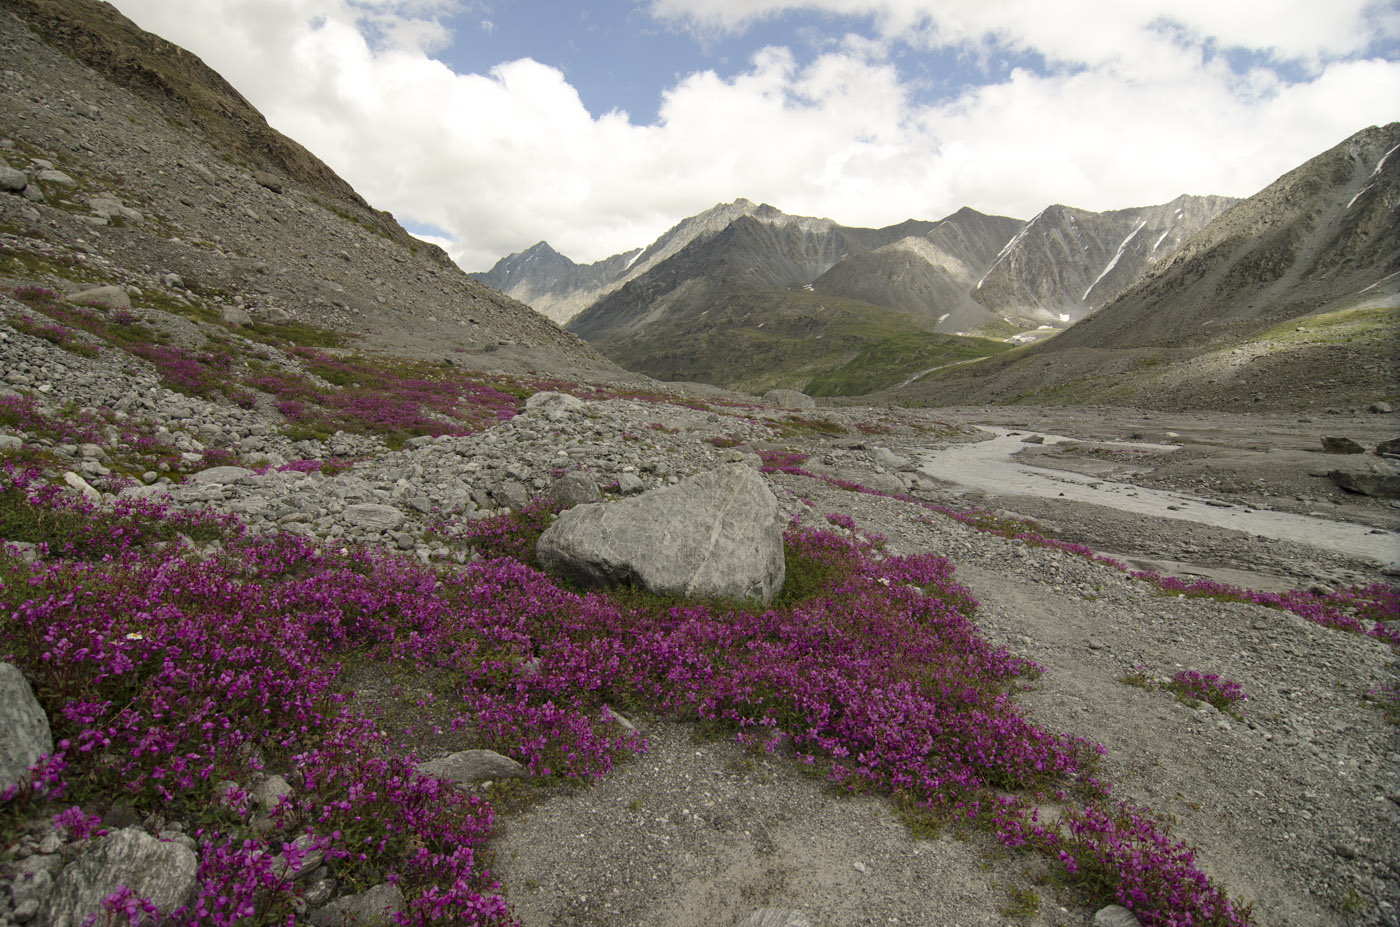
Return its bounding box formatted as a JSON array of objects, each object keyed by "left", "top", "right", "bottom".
[
  {"left": 566, "top": 204, "right": 906, "bottom": 344},
  {"left": 1050, "top": 122, "right": 1400, "bottom": 351},
  {"left": 810, "top": 208, "right": 1024, "bottom": 332},
  {"left": 474, "top": 199, "right": 765, "bottom": 324},
  {"left": 970, "top": 195, "right": 1236, "bottom": 326},
  {"left": 889, "top": 124, "right": 1400, "bottom": 411},
  {"left": 472, "top": 241, "right": 642, "bottom": 325}
]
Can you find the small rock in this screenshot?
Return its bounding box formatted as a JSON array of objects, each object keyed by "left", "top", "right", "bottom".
[
  {"left": 66, "top": 286, "right": 131, "bottom": 312},
  {"left": 253, "top": 170, "right": 285, "bottom": 193},
  {"left": 253, "top": 774, "right": 293, "bottom": 811},
  {"left": 221, "top": 304, "right": 253, "bottom": 327},
  {"left": 187, "top": 466, "right": 256, "bottom": 485},
  {"left": 62, "top": 471, "right": 101, "bottom": 502},
  {"left": 761, "top": 388, "right": 816, "bottom": 409},
  {"left": 309, "top": 883, "right": 403, "bottom": 927},
  {"left": 416, "top": 749, "right": 527, "bottom": 786},
  {"left": 1320, "top": 436, "right": 1365, "bottom": 454},
  {"left": 550, "top": 471, "right": 601, "bottom": 507},
  {"left": 524, "top": 391, "right": 584, "bottom": 421},
  {"left": 0, "top": 663, "right": 53, "bottom": 793},
  {"left": 343, "top": 503, "right": 405, "bottom": 532},
  {"left": 36, "top": 169, "right": 76, "bottom": 186},
  {"left": 735, "top": 910, "right": 812, "bottom": 927},
  {"left": 1094, "top": 905, "right": 1144, "bottom": 927},
  {"left": 0, "top": 164, "right": 28, "bottom": 192}
]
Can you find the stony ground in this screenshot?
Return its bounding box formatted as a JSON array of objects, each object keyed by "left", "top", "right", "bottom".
[
  {"left": 5, "top": 290, "right": 1396, "bottom": 924},
  {"left": 1, "top": 5, "right": 1397, "bottom": 925}
]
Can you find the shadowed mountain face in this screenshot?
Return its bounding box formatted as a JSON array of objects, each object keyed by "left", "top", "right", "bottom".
[
  {"left": 1048, "top": 122, "right": 1400, "bottom": 351},
  {"left": 810, "top": 208, "right": 1026, "bottom": 332}
]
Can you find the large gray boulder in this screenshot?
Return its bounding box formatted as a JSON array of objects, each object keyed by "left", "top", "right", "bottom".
[
  {"left": 536, "top": 463, "right": 785, "bottom": 604},
  {"left": 0, "top": 662, "right": 52, "bottom": 793},
  {"left": 41, "top": 827, "right": 198, "bottom": 927},
  {"left": 762, "top": 388, "right": 816, "bottom": 409}
]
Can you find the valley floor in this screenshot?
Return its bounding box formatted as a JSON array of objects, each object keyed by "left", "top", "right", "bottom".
[{"left": 487, "top": 405, "right": 1400, "bottom": 927}]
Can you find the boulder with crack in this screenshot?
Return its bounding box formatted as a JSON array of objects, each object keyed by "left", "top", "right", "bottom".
[{"left": 536, "top": 462, "right": 785, "bottom": 604}]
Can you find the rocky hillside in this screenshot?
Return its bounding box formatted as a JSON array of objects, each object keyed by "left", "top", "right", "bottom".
[
  {"left": 970, "top": 195, "right": 1236, "bottom": 328},
  {"left": 0, "top": 0, "right": 617, "bottom": 379},
  {"left": 1050, "top": 122, "right": 1400, "bottom": 350},
  {"left": 809, "top": 207, "right": 1025, "bottom": 332},
  {"left": 892, "top": 124, "right": 1400, "bottom": 411}
]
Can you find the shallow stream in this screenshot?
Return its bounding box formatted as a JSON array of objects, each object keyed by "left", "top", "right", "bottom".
[{"left": 917, "top": 428, "right": 1399, "bottom": 569}]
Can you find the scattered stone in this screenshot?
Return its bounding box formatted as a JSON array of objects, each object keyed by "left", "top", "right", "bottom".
[
  {"left": 1021, "top": 434, "right": 1046, "bottom": 444},
  {"left": 253, "top": 774, "right": 293, "bottom": 811},
  {"left": 524, "top": 391, "right": 584, "bottom": 421},
  {"left": 550, "top": 471, "right": 601, "bottom": 507},
  {"left": 1320, "top": 436, "right": 1365, "bottom": 454},
  {"left": 253, "top": 170, "right": 285, "bottom": 193},
  {"left": 62, "top": 470, "right": 101, "bottom": 501},
  {"left": 343, "top": 502, "right": 406, "bottom": 532},
  {"left": 536, "top": 463, "right": 785, "bottom": 604},
  {"left": 36, "top": 168, "right": 76, "bottom": 186},
  {"left": 65, "top": 285, "right": 131, "bottom": 311},
  {"left": 0, "top": 662, "right": 52, "bottom": 792},
  {"left": 492, "top": 480, "right": 529, "bottom": 510},
  {"left": 221, "top": 304, "right": 253, "bottom": 327},
  {"left": 1328, "top": 469, "right": 1400, "bottom": 498},
  {"left": 1377, "top": 437, "right": 1400, "bottom": 459},
  {"left": 186, "top": 465, "right": 257, "bottom": 484},
  {"left": 258, "top": 306, "right": 291, "bottom": 324},
  {"left": 762, "top": 388, "right": 816, "bottom": 409},
  {"left": 1370, "top": 401, "right": 1393, "bottom": 413},
  {"left": 40, "top": 827, "right": 198, "bottom": 927},
  {"left": 417, "top": 749, "right": 527, "bottom": 786},
  {"left": 0, "top": 164, "right": 28, "bottom": 192},
  {"left": 873, "top": 446, "right": 915, "bottom": 470},
  {"left": 1094, "top": 905, "right": 1144, "bottom": 927},
  {"left": 309, "top": 882, "right": 404, "bottom": 927},
  {"left": 736, "top": 910, "right": 813, "bottom": 927},
  {"left": 86, "top": 196, "right": 144, "bottom": 225}
]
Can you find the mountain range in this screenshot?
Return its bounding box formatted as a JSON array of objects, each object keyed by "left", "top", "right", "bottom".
[
  {"left": 475, "top": 124, "right": 1396, "bottom": 407},
  {"left": 475, "top": 189, "right": 1236, "bottom": 392},
  {"left": 893, "top": 122, "right": 1400, "bottom": 410}
]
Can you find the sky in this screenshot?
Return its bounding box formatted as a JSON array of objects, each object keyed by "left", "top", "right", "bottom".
[{"left": 112, "top": 0, "right": 1400, "bottom": 271}]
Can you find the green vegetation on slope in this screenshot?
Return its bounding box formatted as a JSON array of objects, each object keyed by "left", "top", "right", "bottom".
[
  {"left": 806, "top": 331, "right": 1013, "bottom": 396},
  {"left": 602, "top": 287, "right": 1002, "bottom": 396}
]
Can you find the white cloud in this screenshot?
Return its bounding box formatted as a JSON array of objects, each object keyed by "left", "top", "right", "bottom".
[{"left": 113, "top": 0, "right": 1400, "bottom": 272}]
